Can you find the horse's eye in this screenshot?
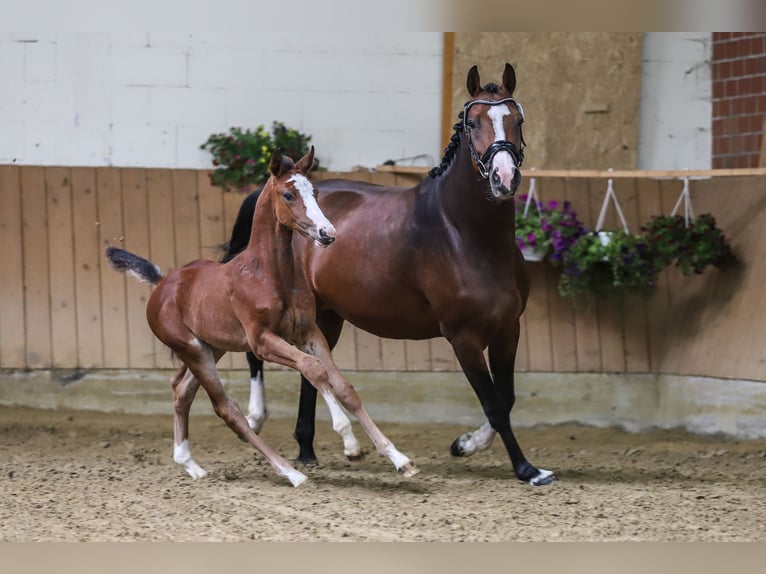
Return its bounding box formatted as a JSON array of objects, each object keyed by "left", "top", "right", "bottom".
[
  {"left": 282, "top": 192, "right": 294, "bottom": 201},
  {"left": 466, "top": 119, "right": 477, "bottom": 129}
]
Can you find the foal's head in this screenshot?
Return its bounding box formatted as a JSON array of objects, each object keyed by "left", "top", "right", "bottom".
[
  {"left": 266, "top": 147, "right": 336, "bottom": 246},
  {"left": 463, "top": 63, "right": 526, "bottom": 201}
]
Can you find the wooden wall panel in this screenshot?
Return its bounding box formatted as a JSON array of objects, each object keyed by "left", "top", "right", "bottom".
[
  {"left": 20, "top": 168, "right": 52, "bottom": 368},
  {"left": 3, "top": 165, "right": 766, "bottom": 385},
  {"left": 96, "top": 168, "right": 129, "bottom": 368},
  {"left": 0, "top": 166, "right": 26, "bottom": 367},
  {"left": 564, "top": 178, "right": 601, "bottom": 372},
  {"left": 172, "top": 170, "right": 201, "bottom": 265},
  {"left": 121, "top": 169, "right": 154, "bottom": 369},
  {"left": 71, "top": 168, "right": 104, "bottom": 368},
  {"left": 45, "top": 167, "right": 78, "bottom": 367}
]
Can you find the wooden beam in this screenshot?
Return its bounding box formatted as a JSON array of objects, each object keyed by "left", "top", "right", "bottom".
[
  {"left": 440, "top": 32, "right": 455, "bottom": 153},
  {"left": 375, "top": 165, "right": 766, "bottom": 179}
]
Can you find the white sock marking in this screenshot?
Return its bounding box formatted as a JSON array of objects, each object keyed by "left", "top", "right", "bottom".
[
  {"left": 246, "top": 371, "right": 268, "bottom": 432},
  {"left": 320, "top": 390, "right": 362, "bottom": 458},
  {"left": 173, "top": 440, "right": 207, "bottom": 479},
  {"left": 457, "top": 422, "right": 497, "bottom": 456}
]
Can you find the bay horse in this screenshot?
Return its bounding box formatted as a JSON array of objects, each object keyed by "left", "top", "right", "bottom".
[
  {"left": 105, "top": 148, "right": 417, "bottom": 487},
  {"left": 224, "top": 64, "right": 555, "bottom": 486}
]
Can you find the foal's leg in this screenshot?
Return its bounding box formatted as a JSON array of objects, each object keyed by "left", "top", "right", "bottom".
[
  {"left": 256, "top": 331, "right": 416, "bottom": 477},
  {"left": 294, "top": 311, "right": 362, "bottom": 464},
  {"left": 449, "top": 329, "right": 554, "bottom": 486},
  {"left": 170, "top": 365, "right": 206, "bottom": 479},
  {"left": 305, "top": 331, "right": 417, "bottom": 476},
  {"left": 245, "top": 352, "right": 268, "bottom": 432},
  {"left": 179, "top": 343, "right": 307, "bottom": 487}
]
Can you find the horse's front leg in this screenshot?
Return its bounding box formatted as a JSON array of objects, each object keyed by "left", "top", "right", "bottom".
[
  {"left": 299, "top": 330, "right": 418, "bottom": 477},
  {"left": 487, "top": 324, "right": 555, "bottom": 486},
  {"left": 448, "top": 328, "right": 555, "bottom": 486}
]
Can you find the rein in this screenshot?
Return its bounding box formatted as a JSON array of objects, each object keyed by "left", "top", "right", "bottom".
[{"left": 463, "top": 97, "right": 526, "bottom": 179}]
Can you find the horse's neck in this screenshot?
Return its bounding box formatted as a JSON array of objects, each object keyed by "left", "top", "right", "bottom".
[
  {"left": 435, "top": 144, "right": 517, "bottom": 240},
  {"left": 244, "top": 192, "right": 296, "bottom": 293}
]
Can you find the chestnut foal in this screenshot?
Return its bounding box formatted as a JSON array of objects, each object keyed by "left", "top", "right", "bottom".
[{"left": 106, "top": 148, "right": 417, "bottom": 486}]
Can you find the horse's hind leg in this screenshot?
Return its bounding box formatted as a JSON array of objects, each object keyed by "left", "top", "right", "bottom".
[
  {"left": 170, "top": 366, "right": 206, "bottom": 479},
  {"left": 245, "top": 352, "right": 268, "bottom": 432},
  {"left": 179, "top": 344, "right": 307, "bottom": 487}
]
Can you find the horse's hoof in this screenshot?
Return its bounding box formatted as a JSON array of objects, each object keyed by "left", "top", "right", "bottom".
[
  {"left": 289, "top": 472, "right": 309, "bottom": 488},
  {"left": 295, "top": 455, "right": 319, "bottom": 466},
  {"left": 346, "top": 448, "right": 368, "bottom": 462},
  {"left": 399, "top": 463, "right": 420, "bottom": 478},
  {"left": 450, "top": 437, "right": 466, "bottom": 457},
  {"left": 528, "top": 469, "right": 556, "bottom": 486}
]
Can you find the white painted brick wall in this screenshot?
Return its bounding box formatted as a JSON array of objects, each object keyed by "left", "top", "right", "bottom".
[{"left": 0, "top": 31, "right": 443, "bottom": 171}]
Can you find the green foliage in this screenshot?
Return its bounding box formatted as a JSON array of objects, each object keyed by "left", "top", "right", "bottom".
[
  {"left": 641, "top": 213, "right": 738, "bottom": 275},
  {"left": 200, "top": 122, "right": 315, "bottom": 191},
  {"left": 559, "top": 230, "right": 658, "bottom": 300}
]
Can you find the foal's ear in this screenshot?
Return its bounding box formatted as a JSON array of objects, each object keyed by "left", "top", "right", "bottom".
[
  {"left": 269, "top": 149, "right": 284, "bottom": 177},
  {"left": 295, "top": 145, "right": 315, "bottom": 174},
  {"left": 466, "top": 65, "right": 481, "bottom": 97},
  {"left": 502, "top": 63, "right": 516, "bottom": 96}
]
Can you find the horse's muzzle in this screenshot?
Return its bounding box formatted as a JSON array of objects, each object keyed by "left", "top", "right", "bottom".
[
  {"left": 317, "top": 228, "right": 336, "bottom": 246},
  {"left": 490, "top": 166, "right": 520, "bottom": 200}
]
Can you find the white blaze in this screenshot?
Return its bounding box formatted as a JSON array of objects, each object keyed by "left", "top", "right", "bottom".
[
  {"left": 486, "top": 103, "right": 517, "bottom": 188},
  {"left": 288, "top": 174, "right": 335, "bottom": 235}
]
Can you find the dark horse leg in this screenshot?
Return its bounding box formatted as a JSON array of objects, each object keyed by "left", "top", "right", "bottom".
[
  {"left": 245, "top": 352, "right": 268, "bottom": 432},
  {"left": 449, "top": 326, "right": 555, "bottom": 486},
  {"left": 293, "top": 310, "right": 358, "bottom": 464}
]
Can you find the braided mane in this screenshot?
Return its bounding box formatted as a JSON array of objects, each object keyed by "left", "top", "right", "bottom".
[
  {"left": 428, "top": 113, "right": 463, "bottom": 179},
  {"left": 429, "top": 83, "right": 502, "bottom": 179}
]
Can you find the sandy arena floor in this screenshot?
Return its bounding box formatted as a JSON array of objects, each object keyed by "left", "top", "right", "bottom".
[{"left": 1, "top": 405, "right": 765, "bottom": 542}]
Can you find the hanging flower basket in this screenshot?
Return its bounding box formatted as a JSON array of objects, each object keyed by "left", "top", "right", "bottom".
[
  {"left": 558, "top": 178, "right": 658, "bottom": 301},
  {"left": 520, "top": 245, "right": 546, "bottom": 261},
  {"left": 641, "top": 179, "right": 738, "bottom": 275},
  {"left": 515, "top": 178, "right": 586, "bottom": 263}
]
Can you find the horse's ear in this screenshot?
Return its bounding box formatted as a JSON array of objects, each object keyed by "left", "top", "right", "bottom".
[
  {"left": 466, "top": 65, "right": 481, "bottom": 97},
  {"left": 295, "top": 145, "right": 315, "bottom": 174},
  {"left": 269, "top": 149, "right": 284, "bottom": 177},
  {"left": 502, "top": 63, "right": 516, "bottom": 96}
]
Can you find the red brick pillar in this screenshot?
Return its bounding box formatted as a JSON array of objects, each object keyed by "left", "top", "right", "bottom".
[{"left": 712, "top": 33, "right": 766, "bottom": 168}]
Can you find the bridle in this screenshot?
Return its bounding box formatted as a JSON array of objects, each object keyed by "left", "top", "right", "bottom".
[{"left": 463, "top": 97, "right": 526, "bottom": 180}]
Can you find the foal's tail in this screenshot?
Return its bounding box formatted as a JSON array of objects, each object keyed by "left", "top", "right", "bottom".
[{"left": 105, "top": 246, "right": 164, "bottom": 285}]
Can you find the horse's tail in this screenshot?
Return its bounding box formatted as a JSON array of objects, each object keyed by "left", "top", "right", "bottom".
[
  {"left": 105, "top": 246, "right": 164, "bottom": 285},
  {"left": 219, "top": 187, "right": 261, "bottom": 262}
]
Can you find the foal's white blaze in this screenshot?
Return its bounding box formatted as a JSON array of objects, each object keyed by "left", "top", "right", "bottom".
[
  {"left": 320, "top": 389, "right": 362, "bottom": 458},
  {"left": 288, "top": 174, "right": 336, "bottom": 240},
  {"left": 174, "top": 439, "right": 207, "bottom": 479},
  {"left": 486, "top": 103, "right": 518, "bottom": 193},
  {"left": 246, "top": 371, "right": 268, "bottom": 432}
]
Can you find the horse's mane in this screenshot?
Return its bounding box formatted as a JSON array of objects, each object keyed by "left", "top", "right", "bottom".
[
  {"left": 428, "top": 114, "right": 463, "bottom": 179},
  {"left": 428, "top": 83, "right": 502, "bottom": 179}
]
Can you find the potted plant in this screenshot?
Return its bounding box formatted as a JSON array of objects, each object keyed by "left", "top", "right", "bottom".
[
  {"left": 515, "top": 195, "right": 587, "bottom": 263},
  {"left": 559, "top": 229, "right": 659, "bottom": 300},
  {"left": 641, "top": 213, "right": 738, "bottom": 275},
  {"left": 200, "top": 122, "right": 316, "bottom": 192}
]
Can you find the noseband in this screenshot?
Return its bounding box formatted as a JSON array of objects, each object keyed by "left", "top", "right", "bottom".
[{"left": 463, "top": 97, "right": 526, "bottom": 180}]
